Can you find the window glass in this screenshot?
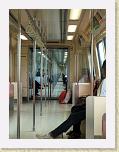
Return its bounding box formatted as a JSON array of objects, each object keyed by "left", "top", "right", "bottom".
[
  {"left": 103, "top": 37, "right": 106, "bottom": 50},
  {"left": 97, "top": 41, "right": 105, "bottom": 67}
]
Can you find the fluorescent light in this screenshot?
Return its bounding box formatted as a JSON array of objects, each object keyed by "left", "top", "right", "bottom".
[
  {"left": 70, "top": 9, "right": 82, "bottom": 20},
  {"left": 68, "top": 25, "right": 77, "bottom": 32},
  {"left": 67, "top": 35, "right": 73, "bottom": 40},
  {"left": 38, "top": 52, "right": 45, "bottom": 57},
  {"left": 20, "top": 34, "right": 28, "bottom": 40}
]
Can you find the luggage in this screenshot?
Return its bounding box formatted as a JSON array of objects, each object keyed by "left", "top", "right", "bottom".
[
  {"left": 58, "top": 91, "right": 66, "bottom": 104},
  {"left": 64, "top": 90, "right": 71, "bottom": 103}
]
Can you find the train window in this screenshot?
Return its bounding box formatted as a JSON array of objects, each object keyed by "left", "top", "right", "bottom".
[
  {"left": 97, "top": 40, "right": 105, "bottom": 67},
  {"left": 88, "top": 48, "right": 96, "bottom": 79},
  {"left": 103, "top": 37, "right": 106, "bottom": 51},
  {"left": 88, "top": 52, "right": 91, "bottom": 75}
]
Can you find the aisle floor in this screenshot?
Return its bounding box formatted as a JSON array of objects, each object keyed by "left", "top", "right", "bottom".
[{"left": 9, "top": 100, "right": 72, "bottom": 139}]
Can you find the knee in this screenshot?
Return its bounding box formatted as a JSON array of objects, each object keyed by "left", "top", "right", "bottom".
[{"left": 71, "top": 106, "right": 75, "bottom": 113}]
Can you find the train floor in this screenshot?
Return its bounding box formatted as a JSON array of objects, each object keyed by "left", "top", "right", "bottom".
[{"left": 9, "top": 100, "right": 72, "bottom": 139}]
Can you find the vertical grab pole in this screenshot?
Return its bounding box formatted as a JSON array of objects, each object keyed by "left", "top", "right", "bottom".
[
  {"left": 40, "top": 48, "right": 43, "bottom": 116},
  {"left": 48, "top": 61, "right": 50, "bottom": 100},
  {"left": 33, "top": 40, "right": 36, "bottom": 131},
  {"left": 49, "top": 52, "right": 52, "bottom": 98},
  {"left": 88, "top": 9, "right": 94, "bottom": 138},
  {"left": 45, "top": 50, "right": 47, "bottom": 105},
  {"left": 77, "top": 52, "right": 79, "bottom": 83},
  {"left": 47, "top": 50, "right": 49, "bottom": 99},
  {"left": 91, "top": 9, "right": 94, "bottom": 96},
  {"left": 17, "top": 10, "right": 21, "bottom": 139},
  {"left": 27, "top": 49, "right": 30, "bottom": 103},
  {"left": 75, "top": 54, "right": 77, "bottom": 82}
]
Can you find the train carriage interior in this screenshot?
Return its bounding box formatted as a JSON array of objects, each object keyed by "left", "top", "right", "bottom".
[{"left": 9, "top": 9, "right": 106, "bottom": 139}]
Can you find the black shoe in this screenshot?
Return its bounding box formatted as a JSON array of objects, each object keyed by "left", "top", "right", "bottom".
[
  {"left": 66, "top": 130, "right": 74, "bottom": 136},
  {"left": 68, "top": 132, "right": 81, "bottom": 139}
]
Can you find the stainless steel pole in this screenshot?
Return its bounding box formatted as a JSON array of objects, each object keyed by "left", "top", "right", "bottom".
[
  {"left": 9, "top": 33, "right": 12, "bottom": 81},
  {"left": 91, "top": 9, "right": 94, "bottom": 96},
  {"left": 50, "top": 62, "right": 52, "bottom": 98},
  {"left": 75, "top": 54, "right": 77, "bottom": 82},
  {"left": 76, "top": 52, "right": 79, "bottom": 83},
  {"left": 27, "top": 49, "right": 30, "bottom": 103},
  {"left": 47, "top": 60, "right": 50, "bottom": 98},
  {"left": 89, "top": 9, "right": 94, "bottom": 139},
  {"left": 44, "top": 51, "right": 47, "bottom": 104},
  {"left": 17, "top": 10, "right": 21, "bottom": 139},
  {"left": 67, "top": 49, "right": 70, "bottom": 89},
  {"left": 33, "top": 40, "right": 36, "bottom": 131},
  {"left": 40, "top": 48, "right": 43, "bottom": 116}
]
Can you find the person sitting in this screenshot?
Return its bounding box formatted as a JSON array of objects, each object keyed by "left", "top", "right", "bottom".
[
  {"left": 79, "top": 69, "right": 90, "bottom": 83},
  {"left": 36, "top": 60, "right": 106, "bottom": 139}
]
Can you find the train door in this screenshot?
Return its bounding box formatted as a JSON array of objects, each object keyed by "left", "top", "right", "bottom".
[{"left": 47, "top": 48, "right": 69, "bottom": 99}]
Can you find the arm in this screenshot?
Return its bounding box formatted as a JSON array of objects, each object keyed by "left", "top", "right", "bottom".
[{"left": 100, "top": 79, "right": 106, "bottom": 96}]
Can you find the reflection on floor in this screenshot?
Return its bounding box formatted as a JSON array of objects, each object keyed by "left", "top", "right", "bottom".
[{"left": 9, "top": 100, "right": 72, "bottom": 139}]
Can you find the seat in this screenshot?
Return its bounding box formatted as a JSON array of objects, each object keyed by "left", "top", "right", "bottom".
[{"left": 86, "top": 96, "right": 106, "bottom": 138}]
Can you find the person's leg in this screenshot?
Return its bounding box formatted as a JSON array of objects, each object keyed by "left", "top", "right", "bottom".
[
  {"left": 71, "top": 104, "right": 85, "bottom": 113},
  {"left": 50, "top": 115, "right": 73, "bottom": 138},
  {"left": 35, "top": 81, "right": 39, "bottom": 95},
  {"left": 50, "top": 110, "right": 85, "bottom": 138},
  {"left": 35, "top": 87, "right": 38, "bottom": 95},
  {"left": 68, "top": 111, "right": 86, "bottom": 139},
  {"left": 73, "top": 122, "right": 82, "bottom": 135},
  {"left": 66, "top": 104, "right": 85, "bottom": 135}
]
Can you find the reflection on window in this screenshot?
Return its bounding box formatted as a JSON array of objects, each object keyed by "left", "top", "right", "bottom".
[{"left": 97, "top": 41, "right": 105, "bottom": 67}]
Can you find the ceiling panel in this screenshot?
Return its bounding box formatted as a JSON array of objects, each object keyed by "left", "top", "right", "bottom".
[{"left": 35, "top": 9, "right": 61, "bottom": 41}]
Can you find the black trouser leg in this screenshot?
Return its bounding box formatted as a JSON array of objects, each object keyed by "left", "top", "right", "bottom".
[
  {"left": 50, "top": 110, "right": 85, "bottom": 138},
  {"left": 73, "top": 122, "right": 82, "bottom": 135},
  {"left": 71, "top": 105, "right": 86, "bottom": 135}
]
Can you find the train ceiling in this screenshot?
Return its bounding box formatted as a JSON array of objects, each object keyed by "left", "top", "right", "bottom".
[{"left": 9, "top": 9, "right": 106, "bottom": 65}]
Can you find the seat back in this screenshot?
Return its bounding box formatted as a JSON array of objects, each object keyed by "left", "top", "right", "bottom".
[
  {"left": 86, "top": 96, "right": 106, "bottom": 138},
  {"left": 72, "top": 83, "right": 91, "bottom": 105}
]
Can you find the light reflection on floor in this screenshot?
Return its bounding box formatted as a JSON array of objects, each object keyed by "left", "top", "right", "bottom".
[{"left": 9, "top": 101, "right": 72, "bottom": 139}]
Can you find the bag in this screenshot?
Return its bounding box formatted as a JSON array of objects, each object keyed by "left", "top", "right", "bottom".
[
  {"left": 58, "top": 91, "right": 66, "bottom": 104},
  {"left": 64, "top": 90, "right": 71, "bottom": 103}
]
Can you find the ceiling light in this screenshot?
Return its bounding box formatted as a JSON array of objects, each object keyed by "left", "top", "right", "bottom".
[
  {"left": 70, "top": 9, "right": 82, "bottom": 20},
  {"left": 20, "top": 34, "right": 28, "bottom": 40},
  {"left": 67, "top": 35, "right": 73, "bottom": 40},
  {"left": 68, "top": 25, "right": 77, "bottom": 32}
]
